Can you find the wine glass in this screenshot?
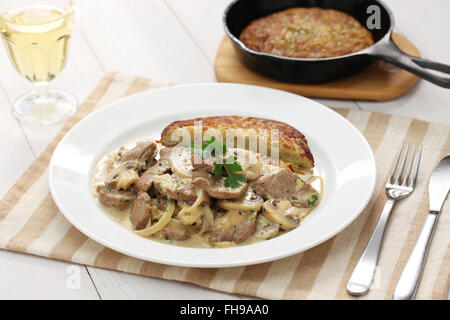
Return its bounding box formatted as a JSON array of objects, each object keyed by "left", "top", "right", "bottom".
[{"left": 0, "top": 0, "right": 77, "bottom": 125}]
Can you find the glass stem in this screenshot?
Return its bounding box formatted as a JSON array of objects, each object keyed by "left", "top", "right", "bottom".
[{"left": 35, "top": 83, "right": 51, "bottom": 103}]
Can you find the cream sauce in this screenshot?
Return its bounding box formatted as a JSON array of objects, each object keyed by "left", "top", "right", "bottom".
[{"left": 92, "top": 139, "right": 322, "bottom": 249}]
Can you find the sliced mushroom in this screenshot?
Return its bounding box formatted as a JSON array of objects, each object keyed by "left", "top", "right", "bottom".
[
  {"left": 105, "top": 161, "right": 141, "bottom": 190},
  {"left": 262, "top": 199, "right": 299, "bottom": 230},
  {"left": 254, "top": 215, "right": 280, "bottom": 240},
  {"left": 286, "top": 206, "right": 309, "bottom": 221},
  {"left": 169, "top": 145, "right": 194, "bottom": 178},
  {"left": 216, "top": 189, "right": 263, "bottom": 212}
]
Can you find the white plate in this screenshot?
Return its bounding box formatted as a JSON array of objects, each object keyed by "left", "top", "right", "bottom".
[{"left": 49, "top": 83, "right": 376, "bottom": 268}]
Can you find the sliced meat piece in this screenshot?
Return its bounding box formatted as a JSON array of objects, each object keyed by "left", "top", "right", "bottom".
[
  {"left": 155, "top": 194, "right": 169, "bottom": 211},
  {"left": 256, "top": 166, "right": 297, "bottom": 200},
  {"left": 208, "top": 211, "right": 256, "bottom": 244},
  {"left": 191, "top": 151, "right": 222, "bottom": 172},
  {"left": 148, "top": 159, "right": 170, "bottom": 175},
  {"left": 97, "top": 185, "right": 136, "bottom": 209},
  {"left": 208, "top": 211, "right": 241, "bottom": 243},
  {"left": 133, "top": 171, "right": 155, "bottom": 193},
  {"left": 133, "top": 159, "right": 171, "bottom": 193},
  {"left": 159, "top": 147, "right": 173, "bottom": 161},
  {"left": 105, "top": 160, "right": 142, "bottom": 190},
  {"left": 154, "top": 222, "right": 190, "bottom": 241},
  {"left": 191, "top": 168, "right": 211, "bottom": 179},
  {"left": 233, "top": 211, "right": 257, "bottom": 243},
  {"left": 211, "top": 206, "right": 228, "bottom": 219},
  {"left": 153, "top": 174, "right": 200, "bottom": 203},
  {"left": 119, "top": 140, "right": 157, "bottom": 163},
  {"left": 292, "top": 183, "right": 319, "bottom": 208},
  {"left": 192, "top": 176, "right": 248, "bottom": 199},
  {"left": 130, "top": 192, "right": 152, "bottom": 230}
]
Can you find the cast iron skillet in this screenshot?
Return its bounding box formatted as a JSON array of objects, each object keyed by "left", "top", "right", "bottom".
[{"left": 224, "top": 0, "right": 450, "bottom": 87}]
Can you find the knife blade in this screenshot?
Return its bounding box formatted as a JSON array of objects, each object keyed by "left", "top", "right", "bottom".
[
  {"left": 428, "top": 155, "right": 450, "bottom": 212},
  {"left": 393, "top": 154, "right": 450, "bottom": 300}
]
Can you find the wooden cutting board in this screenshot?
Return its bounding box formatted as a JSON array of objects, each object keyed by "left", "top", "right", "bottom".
[{"left": 214, "top": 33, "right": 420, "bottom": 101}]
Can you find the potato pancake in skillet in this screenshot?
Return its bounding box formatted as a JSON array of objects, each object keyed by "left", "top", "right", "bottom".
[{"left": 240, "top": 7, "right": 374, "bottom": 59}]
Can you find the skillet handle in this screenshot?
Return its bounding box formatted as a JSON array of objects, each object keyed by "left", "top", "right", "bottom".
[{"left": 370, "top": 38, "right": 450, "bottom": 88}]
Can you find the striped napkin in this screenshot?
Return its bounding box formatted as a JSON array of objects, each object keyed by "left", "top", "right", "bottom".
[{"left": 0, "top": 72, "right": 448, "bottom": 300}]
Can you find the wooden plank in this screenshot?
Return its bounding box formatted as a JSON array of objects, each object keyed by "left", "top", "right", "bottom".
[
  {"left": 87, "top": 267, "right": 252, "bottom": 299},
  {"left": 0, "top": 251, "right": 99, "bottom": 299},
  {"left": 0, "top": 92, "right": 34, "bottom": 198},
  {"left": 0, "top": 87, "right": 100, "bottom": 299},
  {"left": 165, "top": 0, "right": 233, "bottom": 64},
  {"left": 77, "top": 0, "right": 214, "bottom": 83}
]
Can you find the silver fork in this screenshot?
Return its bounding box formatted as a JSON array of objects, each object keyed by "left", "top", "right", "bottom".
[{"left": 347, "top": 143, "right": 422, "bottom": 296}]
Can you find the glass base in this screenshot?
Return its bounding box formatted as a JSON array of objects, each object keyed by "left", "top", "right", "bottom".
[{"left": 12, "top": 89, "right": 77, "bottom": 126}]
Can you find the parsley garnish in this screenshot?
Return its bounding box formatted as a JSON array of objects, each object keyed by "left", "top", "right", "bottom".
[
  {"left": 191, "top": 137, "right": 227, "bottom": 159},
  {"left": 308, "top": 194, "right": 319, "bottom": 206},
  {"left": 292, "top": 196, "right": 298, "bottom": 200},
  {"left": 224, "top": 170, "right": 246, "bottom": 189},
  {"left": 213, "top": 155, "right": 246, "bottom": 189},
  {"left": 213, "top": 162, "right": 223, "bottom": 178}
]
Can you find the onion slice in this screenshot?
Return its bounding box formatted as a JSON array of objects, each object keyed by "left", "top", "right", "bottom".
[{"left": 134, "top": 200, "right": 175, "bottom": 237}]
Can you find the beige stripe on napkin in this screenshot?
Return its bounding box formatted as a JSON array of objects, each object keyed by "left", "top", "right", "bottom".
[{"left": 0, "top": 72, "right": 448, "bottom": 300}]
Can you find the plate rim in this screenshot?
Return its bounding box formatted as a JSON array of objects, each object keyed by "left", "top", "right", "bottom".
[{"left": 49, "top": 82, "right": 376, "bottom": 268}]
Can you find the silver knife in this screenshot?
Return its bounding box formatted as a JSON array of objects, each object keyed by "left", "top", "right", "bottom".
[{"left": 392, "top": 154, "right": 450, "bottom": 300}]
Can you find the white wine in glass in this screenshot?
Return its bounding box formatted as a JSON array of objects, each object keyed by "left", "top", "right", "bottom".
[{"left": 0, "top": 0, "right": 77, "bottom": 125}]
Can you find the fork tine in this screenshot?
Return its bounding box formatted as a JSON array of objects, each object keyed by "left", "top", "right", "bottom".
[
  {"left": 402, "top": 144, "right": 416, "bottom": 186},
  {"left": 394, "top": 143, "right": 409, "bottom": 185},
  {"left": 388, "top": 143, "right": 404, "bottom": 184},
  {"left": 409, "top": 144, "right": 422, "bottom": 188}
]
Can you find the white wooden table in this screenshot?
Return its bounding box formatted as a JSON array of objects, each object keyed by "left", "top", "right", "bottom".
[{"left": 0, "top": 0, "right": 449, "bottom": 299}]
